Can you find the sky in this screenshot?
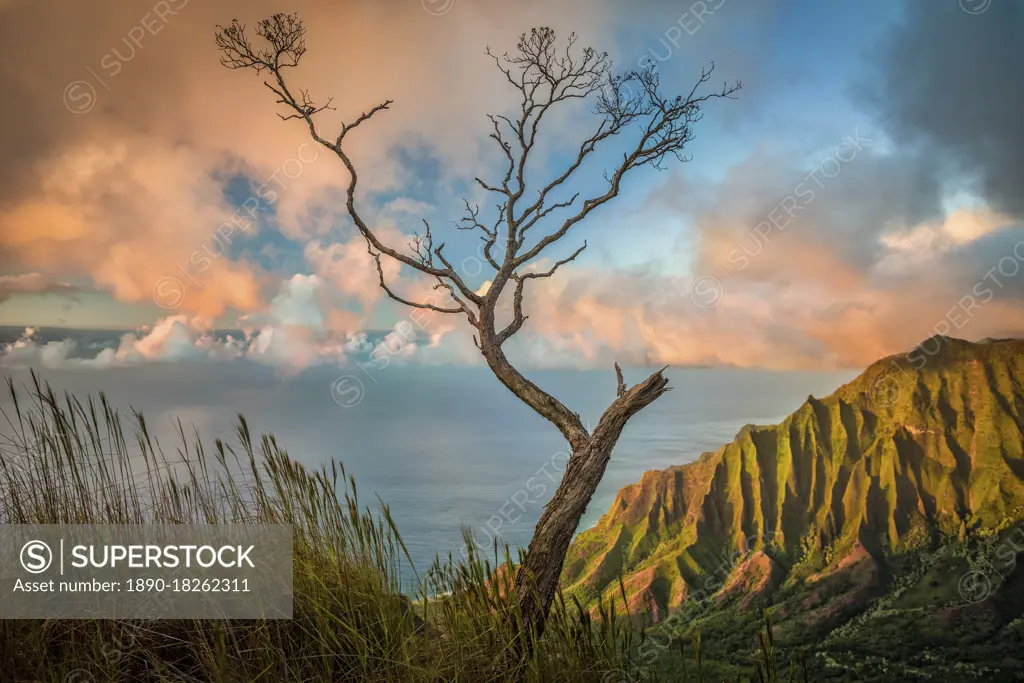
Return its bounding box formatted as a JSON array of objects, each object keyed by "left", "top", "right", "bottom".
[{"left": 1, "top": 0, "right": 1023, "bottom": 372}]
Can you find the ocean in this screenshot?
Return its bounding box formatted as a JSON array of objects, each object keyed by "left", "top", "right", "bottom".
[{"left": 0, "top": 359, "right": 857, "bottom": 575}]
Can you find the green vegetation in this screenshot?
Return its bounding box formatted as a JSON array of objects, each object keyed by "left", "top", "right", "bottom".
[
  {"left": 0, "top": 373, "right": 803, "bottom": 682},
  {"left": 3, "top": 336, "right": 1022, "bottom": 681},
  {"left": 563, "top": 337, "right": 1024, "bottom": 680}
]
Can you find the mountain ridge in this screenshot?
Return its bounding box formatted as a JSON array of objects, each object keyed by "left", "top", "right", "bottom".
[{"left": 561, "top": 336, "right": 1024, "bottom": 679}]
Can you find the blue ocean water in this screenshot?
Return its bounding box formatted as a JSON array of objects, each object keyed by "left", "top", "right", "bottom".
[{"left": 0, "top": 361, "right": 857, "bottom": 575}]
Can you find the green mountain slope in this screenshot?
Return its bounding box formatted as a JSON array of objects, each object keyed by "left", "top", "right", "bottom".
[{"left": 563, "top": 337, "right": 1024, "bottom": 680}]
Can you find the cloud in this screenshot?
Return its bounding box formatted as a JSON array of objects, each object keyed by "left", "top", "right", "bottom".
[
  {"left": 2, "top": 0, "right": 1023, "bottom": 371},
  {"left": 0, "top": 269, "right": 477, "bottom": 372},
  {"left": 304, "top": 238, "right": 398, "bottom": 314},
  {"left": 0, "top": 0, "right": 631, "bottom": 324},
  {"left": 242, "top": 274, "right": 353, "bottom": 372},
  {"left": 0, "top": 273, "right": 81, "bottom": 303},
  {"left": 864, "top": 0, "right": 1024, "bottom": 219},
  {"left": 0, "top": 139, "right": 265, "bottom": 318},
  {"left": 501, "top": 217, "right": 1024, "bottom": 372},
  {"left": 1, "top": 328, "right": 78, "bottom": 369},
  {"left": 2, "top": 316, "right": 239, "bottom": 370},
  {"left": 538, "top": 1, "right": 1022, "bottom": 371}
]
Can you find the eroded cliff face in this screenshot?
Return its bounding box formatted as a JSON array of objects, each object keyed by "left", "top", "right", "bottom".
[{"left": 562, "top": 337, "right": 1024, "bottom": 620}]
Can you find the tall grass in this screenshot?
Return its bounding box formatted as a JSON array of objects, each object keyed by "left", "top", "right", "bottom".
[
  {"left": 0, "top": 373, "right": 804, "bottom": 682},
  {"left": 0, "top": 373, "right": 645, "bottom": 682}
]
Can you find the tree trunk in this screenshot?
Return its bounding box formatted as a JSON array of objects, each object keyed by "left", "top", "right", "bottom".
[
  {"left": 476, "top": 326, "right": 670, "bottom": 651},
  {"left": 512, "top": 436, "right": 614, "bottom": 639},
  {"left": 510, "top": 367, "right": 670, "bottom": 647}
]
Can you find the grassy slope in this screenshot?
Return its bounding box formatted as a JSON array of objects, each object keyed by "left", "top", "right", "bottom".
[
  {"left": 563, "top": 337, "right": 1024, "bottom": 681},
  {"left": 0, "top": 374, "right": 645, "bottom": 683}
]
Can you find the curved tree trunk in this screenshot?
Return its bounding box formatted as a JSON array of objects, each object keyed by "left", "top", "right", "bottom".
[
  {"left": 476, "top": 314, "right": 670, "bottom": 654},
  {"left": 510, "top": 367, "right": 671, "bottom": 646},
  {"left": 512, "top": 437, "right": 615, "bottom": 639}
]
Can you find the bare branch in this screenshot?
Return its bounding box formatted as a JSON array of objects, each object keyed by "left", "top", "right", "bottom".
[
  {"left": 367, "top": 245, "right": 463, "bottom": 315},
  {"left": 456, "top": 201, "right": 495, "bottom": 238},
  {"left": 432, "top": 278, "right": 479, "bottom": 327},
  {"left": 496, "top": 241, "right": 587, "bottom": 344},
  {"left": 520, "top": 240, "right": 587, "bottom": 281},
  {"left": 615, "top": 362, "right": 626, "bottom": 397},
  {"left": 481, "top": 344, "right": 590, "bottom": 450},
  {"left": 215, "top": 14, "right": 485, "bottom": 314},
  {"left": 607, "top": 366, "right": 671, "bottom": 420},
  {"left": 456, "top": 200, "right": 504, "bottom": 272},
  {"left": 469, "top": 28, "right": 739, "bottom": 313},
  {"left": 512, "top": 65, "right": 740, "bottom": 268},
  {"left": 473, "top": 28, "right": 615, "bottom": 285},
  {"left": 216, "top": 14, "right": 306, "bottom": 72},
  {"left": 517, "top": 192, "right": 579, "bottom": 249}
]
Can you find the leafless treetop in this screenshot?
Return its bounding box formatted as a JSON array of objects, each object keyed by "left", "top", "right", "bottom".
[{"left": 217, "top": 14, "right": 739, "bottom": 448}]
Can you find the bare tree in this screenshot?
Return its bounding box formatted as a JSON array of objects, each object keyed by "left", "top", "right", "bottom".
[{"left": 216, "top": 14, "right": 739, "bottom": 643}]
